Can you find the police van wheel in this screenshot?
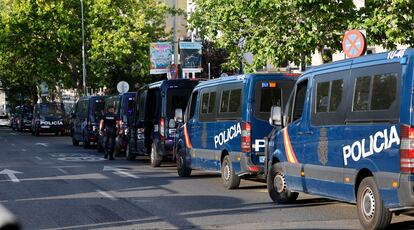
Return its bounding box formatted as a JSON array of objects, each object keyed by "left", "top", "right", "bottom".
[
  {"left": 150, "top": 143, "right": 161, "bottom": 167},
  {"left": 97, "top": 142, "right": 104, "bottom": 153},
  {"left": 126, "top": 144, "right": 135, "bottom": 161},
  {"left": 177, "top": 149, "right": 191, "bottom": 177},
  {"left": 267, "top": 164, "right": 298, "bottom": 204},
  {"left": 221, "top": 155, "right": 240, "bottom": 189},
  {"left": 357, "top": 177, "right": 392, "bottom": 230},
  {"left": 72, "top": 136, "right": 79, "bottom": 146}
]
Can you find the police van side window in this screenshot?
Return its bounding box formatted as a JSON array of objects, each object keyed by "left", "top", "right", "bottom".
[
  {"left": 220, "top": 89, "right": 241, "bottom": 113},
  {"left": 348, "top": 62, "right": 401, "bottom": 123},
  {"left": 353, "top": 73, "right": 398, "bottom": 111},
  {"left": 200, "top": 89, "right": 217, "bottom": 121},
  {"left": 138, "top": 91, "right": 147, "bottom": 120},
  {"left": 311, "top": 70, "right": 348, "bottom": 126},
  {"left": 220, "top": 90, "right": 230, "bottom": 113},
  {"left": 316, "top": 79, "right": 344, "bottom": 112},
  {"left": 188, "top": 91, "right": 198, "bottom": 120},
  {"left": 292, "top": 80, "right": 308, "bottom": 122},
  {"left": 229, "top": 89, "right": 241, "bottom": 112}
]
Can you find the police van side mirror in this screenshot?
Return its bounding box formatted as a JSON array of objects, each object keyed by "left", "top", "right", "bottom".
[
  {"left": 269, "top": 106, "right": 282, "bottom": 126},
  {"left": 174, "top": 108, "right": 183, "bottom": 123}
]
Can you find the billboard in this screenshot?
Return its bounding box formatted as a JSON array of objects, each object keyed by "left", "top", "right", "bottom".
[
  {"left": 150, "top": 42, "right": 173, "bottom": 74},
  {"left": 180, "top": 42, "right": 202, "bottom": 69}
]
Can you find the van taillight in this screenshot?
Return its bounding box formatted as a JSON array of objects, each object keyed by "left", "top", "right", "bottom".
[
  {"left": 160, "top": 117, "right": 165, "bottom": 141},
  {"left": 241, "top": 122, "right": 251, "bottom": 153},
  {"left": 400, "top": 125, "right": 414, "bottom": 173}
]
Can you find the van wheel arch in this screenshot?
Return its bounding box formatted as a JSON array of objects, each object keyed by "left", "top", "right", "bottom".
[
  {"left": 354, "top": 168, "right": 374, "bottom": 199},
  {"left": 271, "top": 156, "right": 280, "bottom": 166},
  {"left": 220, "top": 150, "right": 229, "bottom": 164}
]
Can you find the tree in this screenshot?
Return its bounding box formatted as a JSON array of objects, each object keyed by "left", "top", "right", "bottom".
[
  {"left": 0, "top": 0, "right": 172, "bottom": 102},
  {"left": 190, "top": 0, "right": 357, "bottom": 72},
  {"left": 0, "top": 0, "right": 83, "bottom": 103},
  {"left": 86, "top": 0, "right": 170, "bottom": 93},
  {"left": 357, "top": 0, "right": 414, "bottom": 49}
]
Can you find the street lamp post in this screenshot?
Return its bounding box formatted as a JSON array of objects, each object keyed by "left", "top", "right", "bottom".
[{"left": 80, "top": 0, "right": 87, "bottom": 96}]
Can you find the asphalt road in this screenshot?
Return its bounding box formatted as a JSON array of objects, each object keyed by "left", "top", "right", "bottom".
[{"left": 0, "top": 127, "right": 414, "bottom": 230}]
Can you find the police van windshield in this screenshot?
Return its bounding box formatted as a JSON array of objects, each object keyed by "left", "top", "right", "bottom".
[
  {"left": 166, "top": 88, "right": 193, "bottom": 119},
  {"left": 22, "top": 107, "right": 32, "bottom": 118},
  {"left": 39, "top": 103, "right": 64, "bottom": 117},
  {"left": 254, "top": 80, "right": 295, "bottom": 121},
  {"left": 92, "top": 100, "right": 105, "bottom": 122}
]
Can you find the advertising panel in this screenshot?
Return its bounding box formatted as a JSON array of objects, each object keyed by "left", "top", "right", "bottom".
[{"left": 150, "top": 42, "right": 173, "bottom": 74}]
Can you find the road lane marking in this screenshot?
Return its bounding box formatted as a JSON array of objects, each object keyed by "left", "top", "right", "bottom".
[
  {"left": 103, "top": 166, "right": 138, "bottom": 179},
  {"left": 115, "top": 170, "right": 138, "bottom": 179},
  {"left": 9, "top": 133, "right": 17, "bottom": 136},
  {"left": 11, "top": 143, "right": 15, "bottom": 146},
  {"left": 35, "top": 143, "right": 48, "bottom": 147},
  {"left": 97, "top": 190, "right": 117, "bottom": 201},
  {"left": 0, "top": 169, "right": 22, "bottom": 183},
  {"left": 56, "top": 168, "right": 68, "bottom": 174},
  {"left": 21, "top": 149, "right": 27, "bottom": 152},
  {"left": 35, "top": 156, "right": 42, "bottom": 161}
]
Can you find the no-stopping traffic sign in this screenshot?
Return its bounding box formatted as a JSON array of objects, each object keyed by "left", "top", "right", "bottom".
[{"left": 342, "top": 30, "right": 367, "bottom": 58}]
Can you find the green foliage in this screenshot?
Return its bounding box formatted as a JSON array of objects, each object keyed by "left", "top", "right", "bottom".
[
  {"left": 0, "top": 0, "right": 170, "bottom": 102},
  {"left": 357, "top": 0, "right": 414, "bottom": 49},
  {"left": 87, "top": 0, "right": 170, "bottom": 92},
  {"left": 190, "top": 0, "right": 357, "bottom": 72}
]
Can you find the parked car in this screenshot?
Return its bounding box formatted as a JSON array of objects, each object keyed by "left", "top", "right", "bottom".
[
  {"left": 71, "top": 96, "right": 106, "bottom": 148},
  {"left": 265, "top": 48, "right": 412, "bottom": 229},
  {"left": 31, "top": 102, "right": 66, "bottom": 136},
  {"left": 126, "top": 79, "right": 202, "bottom": 166},
  {"left": 0, "top": 114, "right": 10, "bottom": 127},
  {"left": 173, "top": 73, "right": 297, "bottom": 189}
]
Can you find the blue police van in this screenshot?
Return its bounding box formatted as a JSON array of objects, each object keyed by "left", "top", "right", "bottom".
[
  {"left": 115, "top": 92, "right": 137, "bottom": 154},
  {"left": 266, "top": 48, "right": 412, "bottom": 229},
  {"left": 173, "top": 73, "right": 297, "bottom": 189},
  {"left": 71, "top": 96, "right": 106, "bottom": 148},
  {"left": 126, "top": 79, "right": 202, "bottom": 166}
]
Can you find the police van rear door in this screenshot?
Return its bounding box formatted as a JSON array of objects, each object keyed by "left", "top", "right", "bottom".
[{"left": 251, "top": 76, "right": 295, "bottom": 164}]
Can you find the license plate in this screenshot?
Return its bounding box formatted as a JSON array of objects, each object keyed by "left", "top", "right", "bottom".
[
  {"left": 41, "top": 125, "right": 50, "bottom": 128},
  {"left": 259, "top": 156, "right": 265, "bottom": 163}
]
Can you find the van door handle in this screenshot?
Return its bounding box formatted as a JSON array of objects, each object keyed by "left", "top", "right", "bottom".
[{"left": 297, "top": 131, "right": 313, "bottom": 135}]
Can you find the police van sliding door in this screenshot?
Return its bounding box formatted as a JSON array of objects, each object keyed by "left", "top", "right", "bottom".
[
  {"left": 305, "top": 69, "right": 350, "bottom": 198},
  {"left": 196, "top": 88, "right": 218, "bottom": 170},
  {"left": 343, "top": 62, "right": 401, "bottom": 200}
]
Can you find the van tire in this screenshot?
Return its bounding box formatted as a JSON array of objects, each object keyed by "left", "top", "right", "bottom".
[
  {"left": 97, "top": 141, "right": 104, "bottom": 153},
  {"left": 267, "top": 164, "right": 298, "bottom": 204},
  {"left": 177, "top": 149, "right": 191, "bottom": 177},
  {"left": 221, "top": 155, "right": 240, "bottom": 189},
  {"left": 150, "top": 143, "right": 161, "bottom": 167},
  {"left": 126, "top": 144, "right": 135, "bottom": 161},
  {"left": 357, "top": 177, "right": 392, "bottom": 230},
  {"left": 83, "top": 133, "right": 90, "bottom": 149},
  {"left": 72, "top": 136, "right": 79, "bottom": 146}
]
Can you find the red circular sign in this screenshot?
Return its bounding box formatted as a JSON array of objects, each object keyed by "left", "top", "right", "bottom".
[
  {"left": 342, "top": 30, "right": 367, "bottom": 58},
  {"left": 170, "top": 64, "right": 178, "bottom": 79}
]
